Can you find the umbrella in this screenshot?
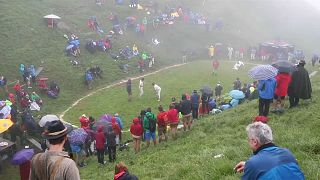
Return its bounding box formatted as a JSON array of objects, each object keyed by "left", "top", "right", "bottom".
[
  {"left": 11, "top": 149, "right": 34, "bottom": 165},
  {"left": 99, "top": 114, "right": 112, "bottom": 122},
  {"left": 0, "top": 119, "right": 13, "bottom": 133},
  {"left": 248, "top": 65, "right": 278, "bottom": 80},
  {"left": 43, "top": 14, "right": 61, "bottom": 19},
  {"left": 229, "top": 90, "right": 245, "bottom": 100},
  {"left": 38, "top": 115, "right": 59, "bottom": 127},
  {"left": 68, "top": 128, "right": 88, "bottom": 145},
  {"left": 200, "top": 85, "right": 213, "bottom": 95},
  {"left": 92, "top": 121, "right": 111, "bottom": 132},
  {"left": 65, "top": 44, "right": 74, "bottom": 50},
  {"left": 272, "top": 60, "right": 296, "bottom": 73}
]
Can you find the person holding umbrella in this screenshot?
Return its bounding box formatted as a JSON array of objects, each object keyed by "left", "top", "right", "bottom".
[
  {"left": 258, "top": 78, "right": 277, "bottom": 117},
  {"left": 271, "top": 72, "right": 291, "bottom": 113},
  {"left": 29, "top": 120, "right": 80, "bottom": 180}
]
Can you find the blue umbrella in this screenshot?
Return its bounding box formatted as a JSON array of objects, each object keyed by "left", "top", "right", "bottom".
[
  {"left": 66, "top": 44, "right": 74, "bottom": 50},
  {"left": 248, "top": 65, "right": 278, "bottom": 80},
  {"left": 67, "top": 128, "right": 88, "bottom": 145},
  {"left": 229, "top": 90, "right": 245, "bottom": 100},
  {"left": 11, "top": 149, "right": 34, "bottom": 165}
]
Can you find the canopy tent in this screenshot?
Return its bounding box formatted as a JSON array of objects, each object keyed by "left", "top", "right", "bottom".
[
  {"left": 43, "top": 14, "right": 61, "bottom": 29},
  {"left": 259, "top": 40, "right": 295, "bottom": 61}
]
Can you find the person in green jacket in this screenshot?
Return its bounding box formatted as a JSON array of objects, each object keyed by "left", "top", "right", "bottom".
[{"left": 143, "top": 108, "right": 157, "bottom": 147}]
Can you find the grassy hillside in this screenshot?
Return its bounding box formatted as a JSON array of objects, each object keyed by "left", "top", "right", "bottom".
[
  {"left": 1, "top": 0, "right": 320, "bottom": 115},
  {"left": 1, "top": 0, "right": 320, "bottom": 179},
  {"left": 65, "top": 61, "right": 319, "bottom": 179}
]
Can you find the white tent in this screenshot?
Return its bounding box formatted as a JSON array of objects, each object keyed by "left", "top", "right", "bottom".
[
  {"left": 43, "top": 14, "right": 61, "bottom": 19},
  {"left": 43, "top": 14, "right": 61, "bottom": 28}
]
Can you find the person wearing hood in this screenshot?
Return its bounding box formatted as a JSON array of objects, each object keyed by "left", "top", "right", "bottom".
[
  {"left": 287, "top": 60, "right": 312, "bottom": 108},
  {"left": 130, "top": 118, "right": 143, "bottom": 153},
  {"left": 143, "top": 108, "right": 157, "bottom": 147},
  {"left": 111, "top": 117, "right": 121, "bottom": 145},
  {"left": 79, "top": 114, "right": 90, "bottom": 129},
  {"left": 95, "top": 126, "right": 106, "bottom": 165},
  {"left": 114, "top": 162, "right": 138, "bottom": 180}
]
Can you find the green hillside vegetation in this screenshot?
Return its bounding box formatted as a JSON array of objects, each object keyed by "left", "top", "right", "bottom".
[
  {"left": 0, "top": 0, "right": 320, "bottom": 179},
  {"left": 65, "top": 61, "right": 320, "bottom": 179}
]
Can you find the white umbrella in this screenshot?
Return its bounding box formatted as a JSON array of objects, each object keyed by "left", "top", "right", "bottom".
[
  {"left": 39, "top": 115, "right": 59, "bottom": 127},
  {"left": 43, "top": 14, "right": 61, "bottom": 19}
]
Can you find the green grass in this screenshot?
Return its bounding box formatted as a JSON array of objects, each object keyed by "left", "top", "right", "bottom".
[
  {"left": 63, "top": 61, "right": 320, "bottom": 179},
  {"left": 1, "top": 0, "right": 320, "bottom": 179}
]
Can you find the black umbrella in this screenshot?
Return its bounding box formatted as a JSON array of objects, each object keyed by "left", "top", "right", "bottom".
[
  {"left": 272, "top": 60, "right": 296, "bottom": 73},
  {"left": 200, "top": 85, "right": 213, "bottom": 95}
]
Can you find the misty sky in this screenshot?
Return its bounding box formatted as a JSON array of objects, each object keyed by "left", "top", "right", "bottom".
[{"left": 304, "top": 0, "right": 320, "bottom": 11}]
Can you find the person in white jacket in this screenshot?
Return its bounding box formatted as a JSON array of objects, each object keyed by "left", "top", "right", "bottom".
[
  {"left": 139, "top": 78, "right": 144, "bottom": 97},
  {"left": 152, "top": 82, "right": 161, "bottom": 101}
]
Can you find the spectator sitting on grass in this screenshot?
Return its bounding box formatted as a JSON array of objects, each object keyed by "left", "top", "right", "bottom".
[{"left": 234, "top": 122, "right": 304, "bottom": 179}]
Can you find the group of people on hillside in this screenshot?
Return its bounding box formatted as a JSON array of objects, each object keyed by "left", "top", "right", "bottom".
[
  {"left": 28, "top": 120, "right": 137, "bottom": 180},
  {"left": 257, "top": 60, "right": 311, "bottom": 118}
]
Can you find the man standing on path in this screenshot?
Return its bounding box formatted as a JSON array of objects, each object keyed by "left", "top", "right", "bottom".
[
  {"left": 139, "top": 78, "right": 144, "bottom": 97},
  {"left": 126, "top": 79, "right": 132, "bottom": 101},
  {"left": 234, "top": 122, "right": 304, "bottom": 180},
  {"left": 30, "top": 120, "right": 80, "bottom": 180},
  {"left": 152, "top": 82, "right": 161, "bottom": 101}
]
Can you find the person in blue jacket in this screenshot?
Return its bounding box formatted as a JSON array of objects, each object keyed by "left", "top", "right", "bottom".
[
  {"left": 234, "top": 122, "right": 304, "bottom": 180},
  {"left": 258, "top": 78, "right": 276, "bottom": 117}
]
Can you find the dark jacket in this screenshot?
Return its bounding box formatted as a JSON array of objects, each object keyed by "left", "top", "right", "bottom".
[
  {"left": 180, "top": 100, "right": 192, "bottom": 115},
  {"left": 114, "top": 171, "right": 138, "bottom": 180},
  {"left": 288, "top": 66, "right": 312, "bottom": 99}
]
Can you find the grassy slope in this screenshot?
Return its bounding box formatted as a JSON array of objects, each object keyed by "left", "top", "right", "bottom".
[
  {"left": 0, "top": 0, "right": 320, "bottom": 179},
  {"left": 64, "top": 61, "right": 320, "bottom": 179}
]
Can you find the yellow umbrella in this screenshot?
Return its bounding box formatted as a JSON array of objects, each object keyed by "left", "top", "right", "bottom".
[{"left": 0, "top": 119, "right": 13, "bottom": 133}]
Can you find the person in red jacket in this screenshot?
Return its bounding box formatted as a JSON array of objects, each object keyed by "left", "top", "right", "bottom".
[
  {"left": 157, "top": 105, "right": 168, "bottom": 143},
  {"left": 130, "top": 118, "right": 143, "bottom": 153},
  {"left": 271, "top": 72, "right": 291, "bottom": 113},
  {"left": 95, "top": 126, "right": 106, "bottom": 165},
  {"left": 167, "top": 104, "right": 179, "bottom": 140},
  {"left": 79, "top": 114, "right": 90, "bottom": 129},
  {"left": 111, "top": 117, "right": 122, "bottom": 145}
]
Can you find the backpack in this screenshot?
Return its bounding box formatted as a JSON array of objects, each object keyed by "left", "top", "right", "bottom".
[{"left": 148, "top": 115, "right": 156, "bottom": 132}]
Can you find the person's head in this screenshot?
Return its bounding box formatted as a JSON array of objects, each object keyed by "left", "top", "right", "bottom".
[
  {"left": 193, "top": 90, "right": 197, "bottom": 94},
  {"left": 146, "top": 107, "right": 151, "bottom": 112},
  {"left": 42, "top": 120, "right": 72, "bottom": 146},
  {"left": 89, "top": 116, "right": 95, "bottom": 122},
  {"left": 298, "top": 60, "right": 306, "bottom": 67},
  {"left": 169, "top": 104, "right": 175, "bottom": 109},
  {"left": 171, "top": 97, "right": 176, "bottom": 102},
  {"left": 115, "top": 162, "right": 128, "bottom": 174},
  {"left": 141, "top": 77, "right": 144, "bottom": 81},
  {"left": 152, "top": 82, "right": 155, "bottom": 86},
  {"left": 158, "top": 105, "right": 163, "bottom": 112},
  {"left": 246, "top": 122, "right": 273, "bottom": 152},
  {"left": 236, "top": 77, "right": 240, "bottom": 81},
  {"left": 181, "top": 94, "right": 187, "bottom": 100}
]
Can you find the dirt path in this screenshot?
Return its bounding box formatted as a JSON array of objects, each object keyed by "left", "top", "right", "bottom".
[
  {"left": 59, "top": 63, "right": 187, "bottom": 121},
  {"left": 59, "top": 61, "right": 318, "bottom": 126}
]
